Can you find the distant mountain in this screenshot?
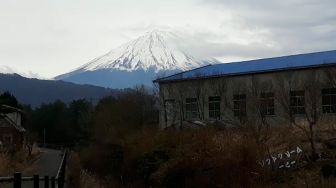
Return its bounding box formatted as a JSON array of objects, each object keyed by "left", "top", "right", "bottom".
[
  {"left": 0, "top": 73, "right": 118, "bottom": 107},
  {"left": 56, "top": 30, "right": 216, "bottom": 88},
  {"left": 0, "top": 65, "right": 15, "bottom": 74},
  {"left": 0, "top": 65, "right": 41, "bottom": 79}
]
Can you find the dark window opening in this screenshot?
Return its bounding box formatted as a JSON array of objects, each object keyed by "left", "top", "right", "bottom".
[
  {"left": 322, "top": 88, "right": 336, "bottom": 114},
  {"left": 209, "top": 96, "right": 221, "bottom": 119},
  {"left": 233, "top": 94, "right": 246, "bottom": 117},
  {"left": 290, "top": 90, "right": 305, "bottom": 115},
  {"left": 3, "top": 135, "right": 13, "bottom": 144},
  {"left": 186, "top": 98, "right": 199, "bottom": 119},
  {"left": 260, "top": 92, "right": 275, "bottom": 116}
]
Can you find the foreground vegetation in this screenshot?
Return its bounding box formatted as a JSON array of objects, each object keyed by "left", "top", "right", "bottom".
[
  {"left": 0, "top": 149, "right": 39, "bottom": 176},
  {"left": 64, "top": 126, "right": 336, "bottom": 188},
  {"left": 2, "top": 89, "right": 336, "bottom": 187}
]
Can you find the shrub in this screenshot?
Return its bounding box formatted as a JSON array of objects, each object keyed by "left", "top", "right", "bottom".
[
  {"left": 135, "top": 149, "right": 170, "bottom": 185},
  {"left": 150, "top": 128, "right": 266, "bottom": 188},
  {"left": 80, "top": 143, "right": 123, "bottom": 176}
]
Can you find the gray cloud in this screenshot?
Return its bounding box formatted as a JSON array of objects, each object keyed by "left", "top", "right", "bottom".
[
  {"left": 0, "top": 0, "right": 335, "bottom": 77},
  {"left": 199, "top": 0, "right": 336, "bottom": 59}
]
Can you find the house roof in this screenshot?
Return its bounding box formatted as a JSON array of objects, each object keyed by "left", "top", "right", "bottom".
[
  {"left": 0, "top": 115, "right": 25, "bottom": 132},
  {"left": 0, "top": 105, "right": 23, "bottom": 113},
  {"left": 0, "top": 105, "right": 25, "bottom": 132},
  {"left": 154, "top": 50, "right": 336, "bottom": 83}
]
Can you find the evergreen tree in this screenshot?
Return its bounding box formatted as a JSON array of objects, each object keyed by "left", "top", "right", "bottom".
[{"left": 0, "top": 91, "right": 19, "bottom": 107}]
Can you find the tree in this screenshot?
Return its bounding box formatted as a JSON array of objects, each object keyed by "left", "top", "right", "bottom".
[
  {"left": 67, "top": 99, "right": 93, "bottom": 144},
  {"left": 93, "top": 86, "right": 158, "bottom": 143},
  {"left": 275, "top": 70, "right": 322, "bottom": 157},
  {"left": 193, "top": 75, "right": 208, "bottom": 120},
  {"left": 246, "top": 75, "right": 274, "bottom": 146},
  {"left": 0, "top": 91, "right": 19, "bottom": 109},
  {"left": 212, "top": 77, "right": 233, "bottom": 126},
  {"left": 175, "top": 82, "right": 188, "bottom": 130}
]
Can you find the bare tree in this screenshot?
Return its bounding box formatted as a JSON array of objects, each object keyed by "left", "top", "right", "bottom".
[
  {"left": 212, "top": 77, "right": 244, "bottom": 127},
  {"left": 25, "top": 131, "right": 36, "bottom": 156},
  {"left": 275, "top": 70, "right": 322, "bottom": 157},
  {"left": 175, "top": 82, "right": 187, "bottom": 130},
  {"left": 323, "top": 67, "right": 336, "bottom": 132},
  {"left": 193, "top": 76, "right": 208, "bottom": 120},
  {"left": 324, "top": 67, "right": 336, "bottom": 86},
  {"left": 154, "top": 74, "right": 179, "bottom": 129},
  {"left": 246, "top": 75, "right": 274, "bottom": 146}
]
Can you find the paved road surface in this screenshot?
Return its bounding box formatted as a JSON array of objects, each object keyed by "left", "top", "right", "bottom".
[{"left": 3, "top": 148, "right": 64, "bottom": 188}]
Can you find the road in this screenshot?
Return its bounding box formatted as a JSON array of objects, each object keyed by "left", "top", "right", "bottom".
[{"left": 3, "top": 148, "right": 64, "bottom": 188}]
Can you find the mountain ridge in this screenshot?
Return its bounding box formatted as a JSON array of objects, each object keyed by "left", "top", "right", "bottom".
[
  {"left": 0, "top": 73, "right": 118, "bottom": 107},
  {"left": 0, "top": 65, "right": 41, "bottom": 79}
]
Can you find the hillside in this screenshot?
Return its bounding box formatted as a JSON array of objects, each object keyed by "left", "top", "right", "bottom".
[{"left": 0, "top": 73, "right": 118, "bottom": 107}]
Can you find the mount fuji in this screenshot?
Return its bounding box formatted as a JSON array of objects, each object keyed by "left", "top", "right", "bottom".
[{"left": 55, "top": 30, "right": 218, "bottom": 88}]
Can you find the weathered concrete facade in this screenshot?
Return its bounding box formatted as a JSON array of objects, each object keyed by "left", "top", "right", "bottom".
[{"left": 156, "top": 66, "right": 336, "bottom": 129}]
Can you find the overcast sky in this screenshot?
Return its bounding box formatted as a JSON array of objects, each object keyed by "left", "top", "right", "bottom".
[{"left": 0, "top": 0, "right": 335, "bottom": 78}]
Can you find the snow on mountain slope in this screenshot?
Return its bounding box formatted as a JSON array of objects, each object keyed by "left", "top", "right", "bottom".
[
  {"left": 0, "top": 65, "right": 40, "bottom": 78},
  {"left": 84, "top": 31, "right": 203, "bottom": 71},
  {"left": 56, "top": 30, "right": 217, "bottom": 88},
  {"left": 0, "top": 65, "right": 16, "bottom": 74}
]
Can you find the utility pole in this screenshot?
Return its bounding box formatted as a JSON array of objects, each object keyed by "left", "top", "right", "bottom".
[{"left": 43, "top": 128, "right": 46, "bottom": 147}]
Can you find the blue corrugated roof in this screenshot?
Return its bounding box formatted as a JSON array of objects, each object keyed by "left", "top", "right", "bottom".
[{"left": 155, "top": 50, "right": 336, "bottom": 83}]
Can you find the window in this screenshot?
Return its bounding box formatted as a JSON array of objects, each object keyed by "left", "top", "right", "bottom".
[
  {"left": 260, "top": 92, "right": 275, "bottom": 116},
  {"left": 3, "top": 135, "right": 12, "bottom": 144},
  {"left": 209, "top": 96, "right": 221, "bottom": 119},
  {"left": 185, "top": 98, "right": 199, "bottom": 119},
  {"left": 290, "top": 90, "right": 305, "bottom": 115},
  {"left": 322, "top": 88, "right": 336, "bottom": 114},
  {"left": 233, "top": 94, "right": 246, "bottom": 117}
]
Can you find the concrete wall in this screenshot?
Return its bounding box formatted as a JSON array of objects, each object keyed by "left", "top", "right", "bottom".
[
  {"left": 0, "top": 126, "right": 24, "bottom": 148},
  {"left": 157, "top": 67, "right": 336, "bottom": 129}
]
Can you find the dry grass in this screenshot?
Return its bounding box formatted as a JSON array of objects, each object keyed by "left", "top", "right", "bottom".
[
  {"left": 0, "top": 145, "right": 41, "bottom": 176},
  {"left": 74, "top": 125, "right": 336, "bottom": 188},
  {"left": 67, "top": 151, "right": 122, "bottom": 188},
  {"left": 79, "top": 170, "right": 107, "bottom": 188},
  {"left": 0, "top": 151, "right": 28, "bottom": 176}
]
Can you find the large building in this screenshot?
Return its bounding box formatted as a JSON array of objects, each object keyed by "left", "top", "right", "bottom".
[{"left": 154, "top": 50, "right": 336, "bottom": 129}]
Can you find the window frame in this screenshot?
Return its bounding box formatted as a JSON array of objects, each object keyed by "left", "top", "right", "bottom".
[
  {"left": 185, "top": 98, "right": 199, "bottom": 120},
  {"left": 322, "top": 88, "right": 336, "bottom": 114},
  {"left": 208, "top": 96, "right": 221, "bottom": 119},
  {"left": 260, "top": 92, "right": 275, "bottom": 116},
  {"left": 290, "top": 90, "right": 305, "bottom": 115},
  {"left": 3, "top": 134, "right": 13, "bottom": 144},
  {"left": 233, "top": 94, "right": 247, "bottom": 118}
]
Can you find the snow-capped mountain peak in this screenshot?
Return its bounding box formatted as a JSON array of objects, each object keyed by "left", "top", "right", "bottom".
[
  {"left": 75, "top": 30, "right": 207, "bottom": 73},
  {"left": 56, "top": 30, "right": 217, "bottom": 88}
]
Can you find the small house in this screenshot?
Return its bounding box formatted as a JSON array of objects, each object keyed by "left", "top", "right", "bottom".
[{"left": 0, "top": 105, "right": 25, "bottom": 149}]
